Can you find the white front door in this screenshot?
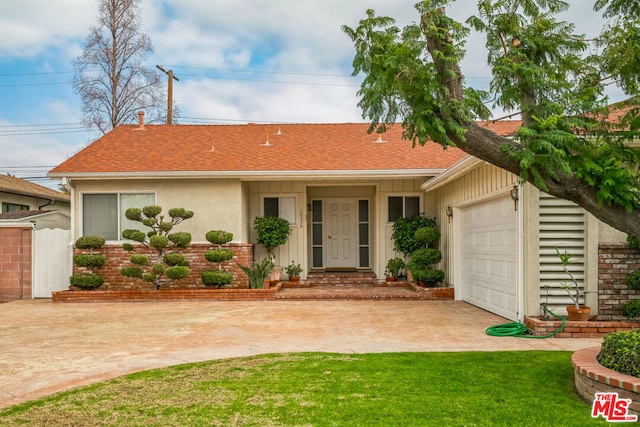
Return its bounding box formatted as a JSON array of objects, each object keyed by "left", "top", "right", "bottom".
[{"left": 325, "top": 199, "right": 357, "bottom": 269}]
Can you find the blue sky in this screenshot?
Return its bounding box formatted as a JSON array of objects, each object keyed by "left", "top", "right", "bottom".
[{"left": 0, "top": 0, "right": 617, "bottom": 189}]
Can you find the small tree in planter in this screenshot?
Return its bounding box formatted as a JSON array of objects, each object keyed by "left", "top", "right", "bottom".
[
  {"left": 70, "top": 235, "right": 106, "bottom": 290},
  {"left": 120, "top": 205, "right": 194, "bottom": 290},
  {"left": 201, "top": 230, "right": 234, "bottom": 288},
  {"left": 253, "top": 215, "right": 291, "bottom": 283},
  {"left": 406, "top": 224, "right": 444, "bottom": 287}
]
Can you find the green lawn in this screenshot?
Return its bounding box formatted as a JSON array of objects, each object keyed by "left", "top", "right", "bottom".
[{"left": 0, "top": 351, "right": 608, "bottom": 426}]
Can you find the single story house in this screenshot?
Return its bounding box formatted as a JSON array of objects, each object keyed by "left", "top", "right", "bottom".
[
  {"left": 49, "top": 113, "right": 627, "bottom": 320},
  {"left": 0, "top": 174, "right": 70, "bottom": 224},
  {"left": 0, "top": 209, "right": 70, "bottom": 230}
]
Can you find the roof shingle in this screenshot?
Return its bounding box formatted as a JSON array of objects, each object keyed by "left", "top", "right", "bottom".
[{"left": 49, "top": 122, "right": 521, "bottom": 176}]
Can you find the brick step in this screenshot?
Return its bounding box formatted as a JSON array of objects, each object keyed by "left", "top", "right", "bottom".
[{"left": 306, "top": 271, "right": 376, "bottom": 287}]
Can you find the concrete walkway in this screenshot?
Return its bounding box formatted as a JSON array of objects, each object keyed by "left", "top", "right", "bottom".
[{"left": 0, "top": 299, "right": 602, "bottom": 409}]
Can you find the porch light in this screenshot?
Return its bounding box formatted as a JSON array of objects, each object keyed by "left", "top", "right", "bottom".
[
  {"left": 510, "top": 184, "right": 519, "bottom": 211},
  {"left": 445, "top": 206, "right": 453, "bottom": 222}
]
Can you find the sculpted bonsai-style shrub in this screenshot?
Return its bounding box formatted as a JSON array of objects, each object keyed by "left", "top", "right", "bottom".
[
  {"left": 70, "top": 235, "right": 106, "bottom": 290},
  {"left": 120, "top": 205, "right": 194, "bottom": 289},
  {"left": 405, "top": 223, "right": 444, "bottom": 287},
  {"left": 201, "top": 230, "right": 234, "bottom": 288}
]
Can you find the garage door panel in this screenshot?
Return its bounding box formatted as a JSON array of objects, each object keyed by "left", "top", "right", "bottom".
[{"left": 461, "top": 196, "right": 518, "bottom": 321}]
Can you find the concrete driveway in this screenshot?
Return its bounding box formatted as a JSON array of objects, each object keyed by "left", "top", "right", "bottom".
[{"left": 0, "top": 299, "right": 601, "bottom": 409}]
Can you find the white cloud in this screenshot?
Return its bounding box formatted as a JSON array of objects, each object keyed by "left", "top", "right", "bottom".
[{"left": 0, "top": 0, "right": 96, "bottom": 58}]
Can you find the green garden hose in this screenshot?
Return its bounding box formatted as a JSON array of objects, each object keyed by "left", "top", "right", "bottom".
[{"left": 485, "top": 306, "right": 567, "bottom": 339}]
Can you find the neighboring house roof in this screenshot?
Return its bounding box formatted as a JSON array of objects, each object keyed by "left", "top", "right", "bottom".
[
  {"left": 0, "top": 209, "right": 70, "bottom": 221},
  {"left": 0, "top": 174, "right": 70, "bottom": 203},
  {"left": 49, "top": 121, "right": 521, "bottom": 179}
]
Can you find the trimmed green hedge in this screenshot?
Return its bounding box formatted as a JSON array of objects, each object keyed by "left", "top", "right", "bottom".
[
  {"left": 206, "top": 230, "right": 233, "bottom": 245},
  {"left": 75, "top": 236, "right": 105, "bottom": 250},
  {"left": 73, "top": 254, "right": 106, "bottom": 269},
  {"left": 166, "top": 266, "right": 190, "bottom": 280},
  {"left": 597, "top": 329, "right": 640, "bottom": 378},
  {"left": 201, "top": 270, "right": 234, "bottom": 288},
  {"left": 205, "top": 249, "right": 234, "bottom": 263},
  {"left": 626, "top": 270, "right": 640, "bottom": 290},
  {"left": 69, "top": 273, "right": 104, "bottom": 289}
]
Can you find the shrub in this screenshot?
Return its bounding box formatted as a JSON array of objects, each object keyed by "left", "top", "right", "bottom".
[
  {"left": 165, "top": 266, "right": 190, "bottom": 281},
  {"left": 73, "top": 254, "right": 106, "bottom": 269},
  {"left": 253, "top": 216, "right": 291, "bottom": 262},
  {"left": 206, "top": 230, "right": 233, "bottom": 245},
  {"left": 627, "top": 235, "right": 640, "bottom": 249},
  {"left": 391, "top": 215, "right": 437, "bottom": 257},
  {"left": 201, "top": 270, "right": 234, "bottom": 288},
  {"left": 121, "top": 266, "right": 143, "bottom": 278},
  {"left": 285, "top": 260, "right": 303, "bottom": 277},
  {"left": 163, "top": 253, "right": 189, "bottom": 267},
  {"left": 622, "top": 299, "right": 640, "bottom": 318},
  {"left": 74, "top": 235, "right": 105, "bottom": 250},
  {"left": 412, "top": 268, "right": 445, "bottom": 287},
  {"left": 129, "top": 254, "right": 150, "bottom": 266},
  {"left": 597, "top": 329, "right": 640, "bottom": 378},
  {"left": 411, "top": 248, "right": 442, "bottom": 266},
  {"left": 205, "top": 249, "right": 234, "bottom": 263},
  {"left": 69, "top": 273, "right": 104, "bottom": 289},
  {"left": 122, "top": 229, "right": 146, "bottom": 242},
  {"left": 238, "top": 258, "right": 273, "bottom": 289},
  {"left": 121, "top": 205, "right": 194, "bottom": 289},
  {"left": 414, "top": 226, "right": 440, "bottom": 247},
  {"left": 626, "top": 270, "right": 640, "bottom": 290}
]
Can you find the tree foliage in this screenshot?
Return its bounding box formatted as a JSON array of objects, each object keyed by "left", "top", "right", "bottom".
[
  {"left": 343, "top": 0, "right": 640, "bottom": 239},
  {"left": 72, "top": 0, "right": 166, "bottom": 134}
]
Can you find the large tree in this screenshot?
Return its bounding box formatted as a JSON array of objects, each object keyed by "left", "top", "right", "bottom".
[
  {"left": 72, "top": 0, "right": 166, "bottom": 134},
  {"left": 343, "top": 0, "right": 640, "bottom": 239}
]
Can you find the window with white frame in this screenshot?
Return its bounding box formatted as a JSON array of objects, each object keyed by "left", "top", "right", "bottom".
[
  {"left": 388, "top": 196, "right": 420, "bottom": 223},
  {"left": 83, "top": 193, "right": 155, "bottom": 240},
  {"left": 263, "top": 196, "right": 296, "bottom": 224},
  {"left": 2, "top": 202, "right": 29, "bottom": 213}
]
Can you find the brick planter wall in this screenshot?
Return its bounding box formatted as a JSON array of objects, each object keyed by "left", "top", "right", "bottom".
[
  {"left": 0, "top": 225, "right": 32, "bottom": 302},
  {"left": 599, "top": 244, "right": 640, "bottom": 320},
  {"left": 53, "top": 283, "right": 280, "bottom": 303},
  {"left": 524, "top": 316, "right": 640, "bottom": 338},
  {"left": 572, "top": 347, "right": 640, "bottom": 417},
  {"left": 72, "top": 242, "right": 253, "bottom": 290}
]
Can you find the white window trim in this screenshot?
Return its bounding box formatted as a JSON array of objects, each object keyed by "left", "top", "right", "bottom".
[
  {"left": 387, "top": 194, "right": 423, "bottom": 223},
  {"left": 80, "top": 191, "right": 156, "bottom": 242},
  {"left": 261, "top": 195, "right": 297, "bottom": 225}
]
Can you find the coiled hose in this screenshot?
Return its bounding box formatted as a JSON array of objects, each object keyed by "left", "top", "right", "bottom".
[{"left": 485, "top": 306, "right": 567, "bottom": 338}]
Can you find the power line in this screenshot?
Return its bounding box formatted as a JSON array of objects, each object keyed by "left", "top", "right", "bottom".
[{"left": 166, "top": 65, "right": 351, "bottom": 78}]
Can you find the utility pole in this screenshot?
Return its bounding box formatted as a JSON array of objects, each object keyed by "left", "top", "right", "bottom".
[{"left": 156, "top": 65, "right": 179, "bottom": 125}]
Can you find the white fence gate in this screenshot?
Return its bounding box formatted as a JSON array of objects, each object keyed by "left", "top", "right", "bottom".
[{"left": 33, "top": 228, "right": 72, "bottom": 298}]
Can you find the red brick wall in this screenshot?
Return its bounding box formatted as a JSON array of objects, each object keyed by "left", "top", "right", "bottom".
[
  {"left": 73, "top": 242, "right": 254, "bottom": 290},
  {"left": 599, "top": 244, "right": 640, "bottom": 320},
  {"left": 0, "top": 225, "right": 33, "bottom": 302}
]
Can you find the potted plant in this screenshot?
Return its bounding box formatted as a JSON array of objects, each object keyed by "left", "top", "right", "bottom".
[
  {"left": 556, "top": 247, "right": 591, "bottom": 321},
  {"left": 253, "top": 216, "right": 292, "bottom": 283},
  {"left": 285, "top": 260, "right": 303, "bottom": 282},
  {"left": 384, "top": 257, "right": 405, "bottom": 282},
  {"left": 238, "top": 257, "right": 273, "bottom": 289}
]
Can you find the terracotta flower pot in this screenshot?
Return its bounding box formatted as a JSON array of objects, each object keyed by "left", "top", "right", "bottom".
[
  {"left": 386, "top": 277, "right": 398, "bottom": 282},
  {"left": 566, "top": 305, "right": 591, "bottom": 321},
  {"left": 289, "top": 276, "right": 300, "bottom": 283}
]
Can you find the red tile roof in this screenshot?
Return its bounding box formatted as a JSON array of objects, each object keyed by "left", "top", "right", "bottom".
[{"left": 49, "top": 121, "right": 521, "bottom": 177}]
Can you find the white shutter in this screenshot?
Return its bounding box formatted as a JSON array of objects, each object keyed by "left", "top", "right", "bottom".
[{"left": 538, "top": 193, "right": 585, "bottom": 313}]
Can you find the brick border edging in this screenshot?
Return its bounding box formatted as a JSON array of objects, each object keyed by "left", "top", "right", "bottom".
[
  {"left": 572, "top": 347, "right": 640, "bottom": 416},
  {"left": 524, "top": 316, "right": 640, "bottom": 338},
  {"left": 52, "top": 283, "right": 282, "bottom": 303}
]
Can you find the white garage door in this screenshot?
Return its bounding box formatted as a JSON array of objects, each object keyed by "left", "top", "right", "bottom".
[{"left": 460, "top": 196, "right": 518, "bottom": 321}]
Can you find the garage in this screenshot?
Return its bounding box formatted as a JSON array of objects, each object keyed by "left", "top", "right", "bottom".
[{"left": 460, "top": 196, "right": 518, "bottom": 321}]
